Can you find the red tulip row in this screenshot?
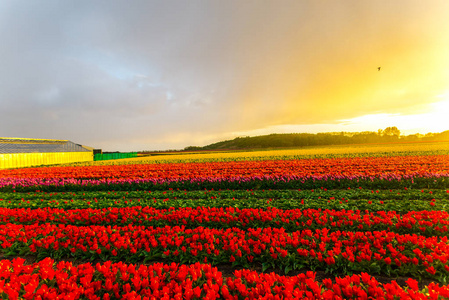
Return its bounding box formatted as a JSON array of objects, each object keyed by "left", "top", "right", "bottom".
[
  {"left": 1, "top": 155, "right": 448, "bottom": 181},
  {"left": 1, "top": 206, "right": 448, "bottom": 236},
  {"left": 1, "top": 257, "right": 448, "bottom": 300},
  {"left": 1, "top": 223, "right": 448, "bottom": 281}
]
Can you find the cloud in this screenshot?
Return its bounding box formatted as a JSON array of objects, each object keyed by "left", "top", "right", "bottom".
[{"left": 1, "top": 1, "right": 448, "bottom": 151}]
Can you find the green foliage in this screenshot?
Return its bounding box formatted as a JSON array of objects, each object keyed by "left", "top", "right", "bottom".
[
  {"left": 1, "top": 187, "right": 448, "bottom": 214},
  {"left": 199, "top": 129, "right": 449, "bottom": 150}
]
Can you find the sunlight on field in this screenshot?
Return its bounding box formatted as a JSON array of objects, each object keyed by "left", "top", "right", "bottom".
[{"left": 67, "top": 141, "right": 449, "bottom": 167}]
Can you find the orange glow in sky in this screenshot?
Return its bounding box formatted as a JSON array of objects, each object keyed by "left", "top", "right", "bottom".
[{"left": 1, "top": 1, "right": 449, "bottom": 150}]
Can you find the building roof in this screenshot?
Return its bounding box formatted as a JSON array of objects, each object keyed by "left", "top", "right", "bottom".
[{"left": 0, "top": 137, "right": 92, "bottom": 154}]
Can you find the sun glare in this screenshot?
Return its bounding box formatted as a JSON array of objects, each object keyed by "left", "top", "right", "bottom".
[
  {"left": 232, "top": 96, "right": 449, "bottom": 138},
  {"left": 433, "top": 94, "right": 449, "bottom": 114},
  {"left": 416, "top": 96, "right": 449, "bottom": 132}
]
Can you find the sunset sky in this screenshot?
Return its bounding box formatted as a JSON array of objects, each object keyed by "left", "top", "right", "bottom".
[{"left": 1, "top": 1, "right": 449, "bottom": 151}]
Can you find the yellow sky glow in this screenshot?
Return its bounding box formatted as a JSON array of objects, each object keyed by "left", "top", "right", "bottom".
[{"left": 232, "top": 93, "right": 449, "bottom": 138}]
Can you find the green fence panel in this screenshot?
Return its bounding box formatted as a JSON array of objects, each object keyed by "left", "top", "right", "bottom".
[{"left": 93, "top": 152, "right": 138, "bottom": 161}]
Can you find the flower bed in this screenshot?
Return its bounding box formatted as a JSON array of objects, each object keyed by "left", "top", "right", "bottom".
[
  {"left": 1, "top": 155, "right": 448, "bottom": 191},
  {"left": 0, "top": 207, "right": 448, "bottom": 237},
  {"left": 1, "top": 223, "right": 448, "bottom": 282},
  {"left": 1, "top": 152, "right": 448, "bottom": 298},
  {"left": 1, "top": 258, "right": 448, "bottom": 300}
]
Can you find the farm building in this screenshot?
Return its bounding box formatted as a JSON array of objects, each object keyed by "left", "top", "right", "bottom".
[{"left": 0, "top": 137, "right": 93, "bottom": 169}]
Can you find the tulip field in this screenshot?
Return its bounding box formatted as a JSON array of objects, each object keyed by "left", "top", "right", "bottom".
[{"left": 0, "top": 143, "right": 449, "bottom": 299}]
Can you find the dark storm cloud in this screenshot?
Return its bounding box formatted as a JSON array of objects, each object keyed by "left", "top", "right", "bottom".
[
  {"left": 0, "top": 1, "right": 246, "bottom": 150},
  {"left": 1, "top": 1, "right": 448, "bottom": 150}
]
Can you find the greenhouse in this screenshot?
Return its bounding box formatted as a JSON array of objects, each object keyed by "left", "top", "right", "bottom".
[{"left": 0, "top": 137, "right": 93, "bottom": 169}]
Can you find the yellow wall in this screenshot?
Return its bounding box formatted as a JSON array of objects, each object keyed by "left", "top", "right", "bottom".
[{"left": 0, "top": 152, "right": 93, "bottom": 169}]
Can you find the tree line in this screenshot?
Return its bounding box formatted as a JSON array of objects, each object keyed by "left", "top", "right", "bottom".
[{"left": 184, "top": 127, "right": 449, "bottom": 151}]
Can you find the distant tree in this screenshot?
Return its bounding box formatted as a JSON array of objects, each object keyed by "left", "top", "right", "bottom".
[
  {"left": 184, "top": 146, "right": 202, "bottom": 151},
  {"left": 437, "top": 130, "right": 449, "bottom": 140},
  {"left": 383, "top": 126, "right": 401, "bottom": 137}
]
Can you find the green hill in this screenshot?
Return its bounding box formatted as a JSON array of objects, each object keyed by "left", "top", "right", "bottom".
[{"left": 184, "top": 128, "right": 449, "bottom": 150}]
